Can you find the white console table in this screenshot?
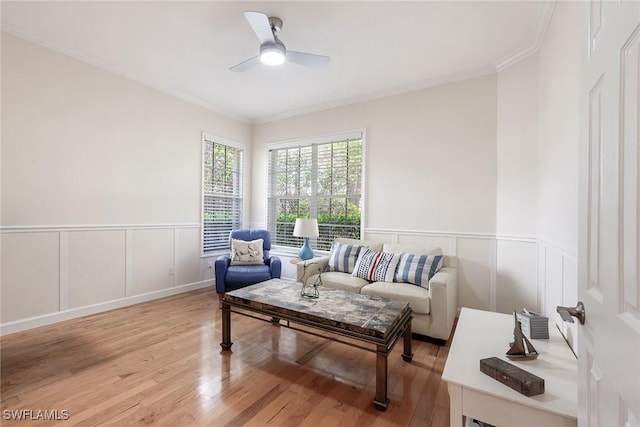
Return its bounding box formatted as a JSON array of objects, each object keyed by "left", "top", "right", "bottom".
[{"left": 442, "top": 308, "right": 577, "bottom": 427}]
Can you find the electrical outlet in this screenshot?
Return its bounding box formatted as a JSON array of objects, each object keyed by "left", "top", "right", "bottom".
[
  {"left": 207, "top": 261, "right": 213, "bottom": 269},
  {"left": 168, "top": 266, "right": 175, "bottom": 275}
]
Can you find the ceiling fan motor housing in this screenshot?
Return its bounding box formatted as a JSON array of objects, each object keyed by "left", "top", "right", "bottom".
[{"left": 260, "top": 39, "right": 286, "bottom": 65}]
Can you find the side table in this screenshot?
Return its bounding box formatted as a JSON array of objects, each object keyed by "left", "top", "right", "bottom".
[{"left": 442, "top": 308, "right": 577, "bottom": 427}]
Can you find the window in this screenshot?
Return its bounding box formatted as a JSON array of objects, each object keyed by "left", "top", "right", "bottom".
[
  {"left": 267, "top": 131, "right": 363, "bottom": 251},
  {"left": 202, "top": 134, "right": 244, "bottom": 253}
]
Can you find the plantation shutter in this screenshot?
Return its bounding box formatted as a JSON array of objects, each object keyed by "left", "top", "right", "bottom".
[
  {"left": 203, "top": 138, "right": 243, "bottom": 253},
  {"left": 267, "top": 132, "right": 363, "bottom": 251}
]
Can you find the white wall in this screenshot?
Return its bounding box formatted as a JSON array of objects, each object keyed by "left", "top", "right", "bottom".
[
  {"left": 496, "top": 54, "right": 539, "bottom": 314},
  {"left": 252, "top": 75, "right": 498, "bottom": 234},
  {"left": 536, "top": 1, "right": 581, "bottom": 345},
  {"left": 1, "top": 33, "right": 251, "bottom": 332},
  {"left": 253, "top": 75, "right": 503, "bottom": 310}
]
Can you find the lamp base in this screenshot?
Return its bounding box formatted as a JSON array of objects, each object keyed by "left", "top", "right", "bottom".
[{"left": 298, "top": 238, "right": 314, "bottom": 260}]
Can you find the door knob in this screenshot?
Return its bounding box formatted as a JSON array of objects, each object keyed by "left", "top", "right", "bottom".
[{"left": 556, "top": 301, "right": 585, "bottom": 324}]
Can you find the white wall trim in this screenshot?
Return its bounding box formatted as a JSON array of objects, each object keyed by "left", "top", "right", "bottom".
[
  {"left": 537, "top": 237, "right": 577, "bottom": 261},
  {"left": 1, "top": 223, "right": 200, "bottom": 233},
  {"left": 366, "top": 227, "right": 536, "bottom": 243},
  {"left": 495, "top": 1, "right": 557, "bottom": 71},
  {"left": 0, "top": 279, "right": 213, "bottom": 336}
]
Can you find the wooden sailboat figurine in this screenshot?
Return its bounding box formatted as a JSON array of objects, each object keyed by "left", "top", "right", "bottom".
[{"left": 506, "top": 312, "right": 539, "bottom": 361}]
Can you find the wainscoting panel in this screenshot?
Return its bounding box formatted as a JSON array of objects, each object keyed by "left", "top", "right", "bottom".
[
  {"left": 364, "top": 228, "right": 574, "bottom": 320},
  {"left": 543, "top": 245, "right": 564, "bottom": 320},
  {"left": 176, "top": 227, "right": 202, "bottom": 287},
  {"left": 456, "top": 237, "right": 494, "bottom": 310},
  {"left": 1, "top": 232, "right": 60, "bottom": 323},
  {"left": 562, "top": 255, "right": 579, "bottom": 352},
  {"left": 538, "top": 242, "right": 578, "bottom": 352},
  {"left": 130, "top": 228, "right": 176, "bottom": 295},
  {"left": 67, "top": 230, "right": 126, "bottom": 309},
  {"left": 0, "top": 224, "right": 209, "bottom": 335},
  {"left": 396, "top": 234, "right": 452, "bottom": 253},
  {"left": 496, "top": 240, "right": 538, "bottom": 314}
]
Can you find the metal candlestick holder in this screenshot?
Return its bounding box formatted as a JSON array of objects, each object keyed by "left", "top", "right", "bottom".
[
  {"left": 300, "top": 261, "right": 324, "bottom": 299},
  {"left": 301, "top": 282, "right": 320, "bottom": 298}
]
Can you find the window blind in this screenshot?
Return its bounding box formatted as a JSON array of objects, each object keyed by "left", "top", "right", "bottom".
[
  {"left": 203, "top": 138, "right": 243, "bottom": 253},
  {"left": 267, "top": 134, "right": 363, "bottom": 251}
]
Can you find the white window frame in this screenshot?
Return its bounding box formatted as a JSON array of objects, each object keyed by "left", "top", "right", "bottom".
[
  {"left": 201, "top": 132, "right": 246, "bottom": 256},
  {"left": 265, "top": 129, "right": 366, "bottom": 253}
]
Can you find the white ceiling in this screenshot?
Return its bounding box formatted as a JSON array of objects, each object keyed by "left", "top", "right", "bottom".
[{"left": 1, "top": 1, "right": 552, "bottom": 123}]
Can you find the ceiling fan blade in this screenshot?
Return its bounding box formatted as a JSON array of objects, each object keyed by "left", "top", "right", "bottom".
[
  {"left": 229, "top": 55, "right": 261, "bottom": 72},
  {"left": 244, "top": 11, "right": 275, "bottom": 45},
  {"left": 286, "top": 51, "right": 330, "bottom": 69}
]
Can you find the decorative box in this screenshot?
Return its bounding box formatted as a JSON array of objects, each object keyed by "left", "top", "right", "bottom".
[
  {"left": 516, "top": 310, "right": 549, "bottom": 339},
  {"left": 480, "top": 357, "right": 545, "bottom": 397}
]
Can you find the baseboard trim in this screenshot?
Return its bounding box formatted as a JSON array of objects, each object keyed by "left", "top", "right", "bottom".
[
  {"left": 0, "top": 279, "right": 213, "bottom": 336},
  {"left": 0, "top": 223, "right": 200, "bottom": 233}
]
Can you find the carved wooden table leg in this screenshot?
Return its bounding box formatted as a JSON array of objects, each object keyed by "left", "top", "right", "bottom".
[
  {"left": 374, "top": 344, "right": 389, "bottom": 411},
  {"left": 220, "top": 301, "right": 233, "bottom": 351}
]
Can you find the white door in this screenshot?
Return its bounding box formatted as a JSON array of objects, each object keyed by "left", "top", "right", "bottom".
[{"left": 579, "top": 1, "right": 640, "bottom": 426}]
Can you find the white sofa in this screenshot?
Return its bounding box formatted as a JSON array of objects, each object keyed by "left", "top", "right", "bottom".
[{"left": 296, "top": 238, "right": 458, "bottom": 342}]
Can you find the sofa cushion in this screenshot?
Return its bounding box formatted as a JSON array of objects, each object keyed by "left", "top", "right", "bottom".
[
  {"left": 337, "top": 238, "right": 384, "bottom": 252},
  {"left": 382, "top": 244, "right": 442, "bottom": 256},
  {"left": 394, "top": 253, "right": 444, "bottom": 288},
  {"left": 352, "top": 248, "right": 400, "bottom": 282},
  {"left": 314, "top": 271, "right": 370, "bottom": 293},
  {"left": 328, "top": 242, "right": 363, "bottom": 273},
  {"left": 361, "top": 282, "right": 431, "bottom": 315}
]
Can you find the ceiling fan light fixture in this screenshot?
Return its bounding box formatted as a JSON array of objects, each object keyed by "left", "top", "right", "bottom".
[{"left": 260, "top": 44, "right": 285, "bottom": 66}]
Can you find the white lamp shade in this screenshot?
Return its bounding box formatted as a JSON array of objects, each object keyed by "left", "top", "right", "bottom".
[{"left": 293, "top": 218, "right": 319, "bottom": 238}]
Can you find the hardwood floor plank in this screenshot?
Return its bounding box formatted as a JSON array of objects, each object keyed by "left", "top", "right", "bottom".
[{"left": 0, "top": 287, "right": 452, "bottom": 426}]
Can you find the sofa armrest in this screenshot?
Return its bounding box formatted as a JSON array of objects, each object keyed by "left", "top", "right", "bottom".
[
  {"left": 295, "top": 255, "right": 330, "bottom": 283},
  {"left": 268, "top": 256, "right": 282, "bottom": 279},
  {"left": 428, "top": 266, "right": 458, "bottom": 341},
  {"left": 214, "top": 256, "right": 231, "bottom": 294}
]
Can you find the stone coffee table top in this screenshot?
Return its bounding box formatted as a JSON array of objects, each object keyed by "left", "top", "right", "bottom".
[{"left": 224, "top": 279, "right": 411, "bottom": 340}]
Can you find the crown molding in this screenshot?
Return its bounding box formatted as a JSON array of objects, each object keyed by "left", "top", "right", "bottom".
[
  {"left": 495, "top": 1, "right": 557, "bottom": 72},
  {"left": 253, "top": 64, "right": 497, "bottom": 125},
  {"left": 1, "top": 27, "right": 250, "bottom": 124}
]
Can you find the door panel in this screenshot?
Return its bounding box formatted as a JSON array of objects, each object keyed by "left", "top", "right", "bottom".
[{"left": 579, "top": 1, "right": 640, "bottom": 426}]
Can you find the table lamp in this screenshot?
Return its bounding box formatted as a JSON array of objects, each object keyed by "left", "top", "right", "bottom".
[{"left": 293, "top": 218, "right": 319, "bottom": 260}]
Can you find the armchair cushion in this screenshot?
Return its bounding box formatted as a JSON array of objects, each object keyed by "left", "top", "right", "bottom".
[
  {"left": 224, "top": 264, "right": 273, "bottom": 290},
  {"left": 230, "top": 238, "right": 264, "bottom": 265}
]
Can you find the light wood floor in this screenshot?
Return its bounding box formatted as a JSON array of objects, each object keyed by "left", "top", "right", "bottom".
[{"left": 1, "top": 287, "right": 451, "bottom": 426}]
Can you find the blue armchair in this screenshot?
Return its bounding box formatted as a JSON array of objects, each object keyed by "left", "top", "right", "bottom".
[{"left": 215, "top": 229, "right": 282, "bottom": 298}]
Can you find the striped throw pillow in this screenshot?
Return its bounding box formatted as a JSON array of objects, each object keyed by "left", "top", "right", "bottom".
[
  {"left": 394, "top": 253, "right": 444, "bottom": 288},
  {"left": 352, "top": 248, "right": 400, "bottom": 282},
  {"left": 328, "top": 242, "right": 363, "bottom": 273}
]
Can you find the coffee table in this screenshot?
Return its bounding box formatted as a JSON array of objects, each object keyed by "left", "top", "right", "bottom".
[{"left": 220, "top": 278, "right": 413, "bottom": 410}]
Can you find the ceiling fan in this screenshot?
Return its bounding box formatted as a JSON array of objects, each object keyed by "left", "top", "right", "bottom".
[{"left": 229, "top": 11, "right": 330, "bottom": 72}]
